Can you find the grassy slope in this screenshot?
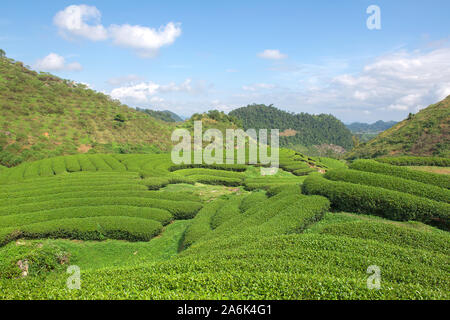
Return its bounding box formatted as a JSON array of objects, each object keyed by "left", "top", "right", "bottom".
[
  {"left": 0, "top": 57, "right": 175, "bottom": 167},
  {"left": 347, "top": 96, "right": 450, "bottom": 159}
]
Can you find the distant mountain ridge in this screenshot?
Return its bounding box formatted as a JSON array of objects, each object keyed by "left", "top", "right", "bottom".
[
  {"left": 346, "top": 120, "right": 397, "bottom": 134},
  {"left": 347, "top": 96, "right": 450, "bottom": 159},
  {"left": 229, "top": 104, "right": 353, "bottom": 150},
  {"left": 136, "top": 108, "right": 184, "bottom": 122}
]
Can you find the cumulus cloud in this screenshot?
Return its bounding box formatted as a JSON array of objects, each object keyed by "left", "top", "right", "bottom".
[
  {"left": 109, "top": 22, "right": 181, "bottom": 58},
  {"left": 110, "top": 79, "right": 200, "bottom": 103},
  {"left": 35, "top": 53, "right": 82, "bottom": 72},
  {"left": 53, "top": 4, "right": 108, "bottom": 41},
  {"left": 258, "top": 49, "right": 287, "bottom": 60},
  {"left": 53, "top": 5, "right": 181, "bottom": 57}
]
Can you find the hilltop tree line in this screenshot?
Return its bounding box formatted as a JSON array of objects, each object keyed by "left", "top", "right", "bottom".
[{"left": 229, "top": 104, "right": 354, "bottom": 149}]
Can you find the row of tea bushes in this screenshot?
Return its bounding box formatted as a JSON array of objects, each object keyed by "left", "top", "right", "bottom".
[
  {"left": 375, "top": 156, "right": 450, "bottom": 167},
  {"left": 302, "top": 175, "right": 450, "bottom": 230},
  {"left": 325, "top": 169, "right": 450, "bottom": 203},
  {"left": 350, "top": 159, "right": 450, "bottom": 189}
]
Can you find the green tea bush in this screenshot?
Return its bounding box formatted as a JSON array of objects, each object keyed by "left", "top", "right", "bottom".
[
  {"left": 64, "top": 156, "right": 81, "bottom": 172},
  {"left": 173, "top": 168, "right": 245, "bottom": 180},
  {"left": 169, "top": 163, "right": 247, "bottom": 172},
  {"left": 0, "top": 206, "right": 172, "bottom": 229},
  {"left": 302, "top": 175, "right": 450, "bottom": 230},
  {"left": 293, "top": 168, "right": 315, "bottom": 176},
  {"left": 0, "top": 197, "right": 202, "bottom": 220},
  {"left": 210, "top": 196, "right": 244, "bottom": 229},
  {"left": 23, "top": 162, "right": 40, "bottom": 179},
  {"left": 318, "top": 220, "right": 450, "bottom": 255},
  {"left": 100, "top": 155, "right": 127, "bottom": 171},
  {"left": 38, "top": 159, "right": 54, "bottom": 177},
  {"left": 88, "top": 155, "right": 113, "bottom": 171},
  {"left": 51, "top": 157, "right": 67, "bottom": 175},
  {"left": 375, "top": 156, "right": 450, "bottom": 167},
  {"left": 325, "top": 169, "right": 450, "bottom": 203},
  {"left": 0, "top": 216, "right": 163, "bottom": 245},
  {"left": 182, "top": 200, "right": 225, "bottom": 249},
  {"left": 78, "top": 155, "right": 97, "bottom": 172},
  {"left": 350, "top": 159, "right": 450, "bottom": 189},
  {"left": 239, "top": 192, "right": 267, "bottom": 212}
]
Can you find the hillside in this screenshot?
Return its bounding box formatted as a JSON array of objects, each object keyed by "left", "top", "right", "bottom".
[
  {"left": 0, "top": 55, "right": 175, "bottom": 167},
  {"left": 229, "top": 104, "right": 353, "bottom": 154},
  {"left": 347, "top": 96, "right": 450, "bottom": 159},
  {"left": 346, "top": 120, "right": 397, "bottom": 134},
  {"left": 136, "top": 108, "right": 184, "bottom": 122}
]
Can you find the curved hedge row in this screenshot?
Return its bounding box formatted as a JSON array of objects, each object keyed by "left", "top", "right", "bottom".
[
  {"left": 325, "top": 169, "right": 450, "bottom": 203},
  {"left": 0, "top": 216, "right": 163, "bottom": 246},
  {"left": 0, "top": 197, "right": 202, "bottom": 220},
  {"left": 169, "top": 163, "right": 247, "bottom": 172},
  {"left": 375, "top": 156, "right": 450, "bottom": 167},
  {"left": 350, "top": 159, "right": 450, "bottom": 189},
  {"left": 210, "top": 196, "right": 244, "bottom": 230},
  {"left": 302, "top": 175, "right": 450, "bottom": 230},
  {"left": 182, "top": 200, "right": 225, "bottom": 249},
  {"left": 318, "top": 220, "right": 450, "bottom": 255},
  {"left": 0, "top": 190, "right": 200, "bottom": 207},
  {"left": 173, "top": 168, "right": 245, "bottom": 180},
  {"left": 0, "top": 206, "right": 172, "bottom": 229}
]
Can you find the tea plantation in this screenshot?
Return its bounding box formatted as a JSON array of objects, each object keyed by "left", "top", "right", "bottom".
[{"left": 0, "top": 153, "right": 448, "bottom": 299}]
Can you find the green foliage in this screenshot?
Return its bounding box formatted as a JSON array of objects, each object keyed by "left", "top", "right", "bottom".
[
  {"left": 350, "top": 159, "right": 450, "bottom": 189},
  {"left": 325, "top": 169, "right": 450, "bottom": 203},
  {"left": 229, "top": 104, "right": 353, "bottom": 149},
  {"left": 136, "top": 108, "right": 183, "bottom": 122},
  {"left": 347, "top": 96, "right": 450, "bottom": 158},
  {"left": 375, "top": 156, "right": 450, "bottom": 167},
  {"left": 302, "top": 175, "right": 450, "bottom": 230}
]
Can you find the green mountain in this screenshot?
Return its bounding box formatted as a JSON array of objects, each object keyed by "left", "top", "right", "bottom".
[
  {"left": 0, "top": 55, "right": 178, "bottom": 167},
  {"left": 347, "top": 96, "right": 450, "bottom": 159},
  {"left": 136, "top": 108, "right": 184, "bottom": 122},
  {"left": 229, "top": 104, "right": 353, "bottom": 152},
  {"left": 346, "top": 120, "right": 397, "bottom": 134}
]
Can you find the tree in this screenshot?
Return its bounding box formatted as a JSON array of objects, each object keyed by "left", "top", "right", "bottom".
[
  {"left": 0, "top": 49, "right": 5, "bottom": 58},
  {"left": 114, "top": 114, "right": 126, "bottom": 122}
]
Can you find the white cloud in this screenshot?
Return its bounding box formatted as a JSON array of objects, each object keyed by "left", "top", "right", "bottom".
[
  {"left": 242, "top": 83, "right": 276, "bottom": 91},
  {"left": 258, "top": 49, "right": 287, "bottom": 60},
  {"left": 110, "top": 79, "right": 199, "bottom": 103},
  {"left": 35, "top": 53, "right": 82, "bottom": 72},
  {"left": 109, "top": 22, "right": 181, "bottom": 57},
  {"left": 53, "top": 5, "right": 181, "bottom": 58},
  {"left": 53, "top": 5, "right": 108, "bottom": 41}
]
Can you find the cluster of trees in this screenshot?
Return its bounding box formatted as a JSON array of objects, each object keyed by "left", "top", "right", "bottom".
[
  {"left": 136, "top": 108, "right": 183, "bottom": 122},
  {"left": 229, "top": 104, "right": 353, "bottom": 149}
]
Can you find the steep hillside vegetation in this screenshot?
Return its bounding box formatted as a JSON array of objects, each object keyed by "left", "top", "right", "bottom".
[
  {"left": 229, "top": 104, "right": 353, "bottom": 154},
  {"left": 348, "top": 96, "right": 450, "bottom": 159},
  {"left": 0, "top": 55, "right": 175, "bottom": 167}
]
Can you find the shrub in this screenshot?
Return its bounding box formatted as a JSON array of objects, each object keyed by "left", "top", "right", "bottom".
[
  {"left": 182, "top": 200, "right": 225, "bottom": 249},
  {"left": 78, "top": 155, "right": 97, "bottom": 171},
  {"left": 0, "top": 216, "right": 163, "bottom": 246},
  {"left": 350, "top": 159, "right": 450, "bottom": 189},
  {"left": 51, "top": 157, "right": 67, "bottom": 175},
  {"left": 325, "top": 169, "right": 450, "bottom": 203},
  {"left": 375, "top": 156, "right": 450, "bottom": 167},
  {"left": 302, "top": 175, "right": 450, "bottom": 230},
  {"left": 64, "top": 156, "right": 81, "bottom": 172},
  {"left": 0, "top": 206, "right": 172, "bottom": 229}
]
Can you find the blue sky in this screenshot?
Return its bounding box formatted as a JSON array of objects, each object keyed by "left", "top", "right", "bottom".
[{"left": 1, "top": 0, "right": 450, "bottom": 122}]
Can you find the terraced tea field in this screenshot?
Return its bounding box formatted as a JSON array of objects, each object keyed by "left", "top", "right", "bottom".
[{"left": 0, "top": 153, "right": 448, "bottom": 299}]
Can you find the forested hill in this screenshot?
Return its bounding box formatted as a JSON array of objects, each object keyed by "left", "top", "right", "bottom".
[
  {"left": 136, "top": 108, "right": 184, "bottom": 122},
  {"left": 347, "top": 96, "right": 450, "bottom": 159},
  {"left": 229, "top": 104, "right": 353, "bottom": 149},
  {"left": 346, "top": 120, "right": 397, "bottom": 134},
  {"left": 0, "top": 54, "right": 175, "bottom": 167}
]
